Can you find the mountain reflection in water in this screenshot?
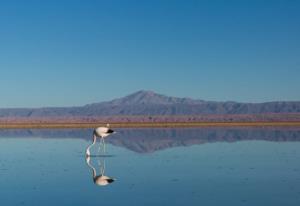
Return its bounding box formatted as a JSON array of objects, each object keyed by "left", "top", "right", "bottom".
[{"left": 0, "top": 127, "right": 299, "bottom": 153}]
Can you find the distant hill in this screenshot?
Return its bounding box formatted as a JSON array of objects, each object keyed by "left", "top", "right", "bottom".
[{"left": 0, "top": 90, "right": 300, "bottom": 118}]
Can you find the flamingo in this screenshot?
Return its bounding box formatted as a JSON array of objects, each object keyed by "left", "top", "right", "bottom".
[
  {"left": 86, "top": 124, "right": 115, "bottom": 156},
  {"left": 86, "top": 155, "right": 116, "bottom": 186}
]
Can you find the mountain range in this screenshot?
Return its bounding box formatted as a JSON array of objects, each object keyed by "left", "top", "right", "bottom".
[{"left": 0, "top": 90, "right": 300, "bottom": 118}]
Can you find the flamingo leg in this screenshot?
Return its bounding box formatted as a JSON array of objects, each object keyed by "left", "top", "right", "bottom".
[
  {"left": 98, "top": 139, "right": 102, "bottom": 154},
  {"left": 103, "top": 138, "right": 106, "bottom": 154},
  {"left": 98, "top": 137, "right": 105, "bottom": 154}
]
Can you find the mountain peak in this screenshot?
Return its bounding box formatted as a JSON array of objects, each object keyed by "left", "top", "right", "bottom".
[
  {"left": 130, "top": 90, "right": 156, "bottom": 97},
  {"left": 109, "top": 90, "right": 166, "bottom": 105},
  {"left": 108, "top": 90, "right": 203, "bottom": 105}
]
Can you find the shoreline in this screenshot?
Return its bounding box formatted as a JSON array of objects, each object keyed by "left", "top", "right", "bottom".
[{"left": 1, "top": 121, "right": 300, "bottom": 129}]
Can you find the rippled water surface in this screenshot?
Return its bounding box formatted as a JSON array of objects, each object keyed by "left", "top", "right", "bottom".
[{"left": 0, "top": 128, "right": 300, "bottom": 206}]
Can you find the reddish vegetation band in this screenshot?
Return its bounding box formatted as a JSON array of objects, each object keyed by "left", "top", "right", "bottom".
[
  {"left": 1, "top": 122, "right": 300, "bottom": 129},
  {"left": 0, "top": 114, "right": 300, "bottom": 128}
]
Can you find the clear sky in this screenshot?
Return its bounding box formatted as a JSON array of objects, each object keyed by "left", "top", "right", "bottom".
[{"left": 0, "top": 0, "right": 299, "bottom": 107}]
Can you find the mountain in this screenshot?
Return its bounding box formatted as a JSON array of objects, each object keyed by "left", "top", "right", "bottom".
[
  {"left": 0, "top": 90, "right": 300, "bottom": 118},
  {"left": 87, "top": 90, "right": 205, "bottom": 106}
]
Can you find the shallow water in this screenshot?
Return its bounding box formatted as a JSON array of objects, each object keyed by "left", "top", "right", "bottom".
[{"left": 0, "top": 128, "right": 300, "bottom": 206}]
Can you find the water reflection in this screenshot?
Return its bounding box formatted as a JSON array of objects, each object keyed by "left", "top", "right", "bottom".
[
  {"left": 0, "top": 127, "right": 300, "bottom": 153},
  {"left": 1, "top": 128, "right": 300, "bottom": 206},
  {"left": 85, "top": 155, "right": 116, "bottom": 186}
]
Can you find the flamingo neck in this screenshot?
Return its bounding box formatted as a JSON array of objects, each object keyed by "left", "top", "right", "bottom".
[
  {"left": 86, "top": 134, "right": 97, "bottom": 156},
  {"left": 86, "top": 156, "right": 97, "bottom": 179}
]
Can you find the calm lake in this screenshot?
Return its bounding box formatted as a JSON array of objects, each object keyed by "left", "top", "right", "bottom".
[{"left": 0, "top": 128, "right": 300, "bottom": 206}]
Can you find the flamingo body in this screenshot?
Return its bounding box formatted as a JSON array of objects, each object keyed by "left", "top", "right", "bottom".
[
  {"left": 86, "top": 126, "right": 115, "bottom": 156},
  {"left": 94, "top": 127, "right": 114, "bottom": 138}
]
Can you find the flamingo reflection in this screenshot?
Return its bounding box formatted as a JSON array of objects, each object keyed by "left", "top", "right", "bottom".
[{"left": 85, "top": 155, "right": 116, "bottom": 186}]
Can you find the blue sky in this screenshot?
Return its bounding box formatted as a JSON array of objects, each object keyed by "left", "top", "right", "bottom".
[{"left": 0, "top": 0, "right": 299, "bottom": 107}]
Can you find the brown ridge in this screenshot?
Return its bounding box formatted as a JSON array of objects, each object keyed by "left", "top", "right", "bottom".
[{"left": 1, "top": 121, "right": 300, "bottom": 129}]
